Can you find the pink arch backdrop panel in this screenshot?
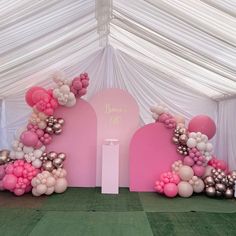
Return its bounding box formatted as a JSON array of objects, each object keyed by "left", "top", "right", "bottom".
[
  {"left": 90, "top": 88, "right": 140, "bottom": 187},
  {"left": 130, "top": 122, "right": 182, "bottom": 192},
  {"left": 47, "top": 99, "right": 97, "bottom": 187}
]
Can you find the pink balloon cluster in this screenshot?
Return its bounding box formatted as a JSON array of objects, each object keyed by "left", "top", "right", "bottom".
[
  {"left": 154, "top": 171, "right": 180, "bottom": 197},
  {"left": 25, "top": 87, "right": 58, "bottom": 115},
  {"left": 70, "top": 73, "right": 89, "bottom": 97},
  {"left": 208, "top": 157, "right": 228, "bottom": 172},
  {"left": 183, "top": 148, "right": 207, "bottom": 167},
  {"left": 158, "top": 113, "right": 176, "bottom": 129},
  {"left": 3, "top": 160, "right": 39, "bottom": 196},
  {"left": 31, "top": 168, "right": 67, "bottom": 196},
  {"left": 27, "top": 124, "right": 52, "bottom": 146}
]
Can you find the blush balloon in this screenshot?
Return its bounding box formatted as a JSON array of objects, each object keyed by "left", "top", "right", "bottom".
[{"left": 188, "top": 115, "right": 216, "bottom": 139}]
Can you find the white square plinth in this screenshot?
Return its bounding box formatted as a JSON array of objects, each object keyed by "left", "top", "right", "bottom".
[{"left": 101, "top": 143, "right": 119, "bottom": 194}]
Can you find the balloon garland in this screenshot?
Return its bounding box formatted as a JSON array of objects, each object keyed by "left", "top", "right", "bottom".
[
  {"left": 151, "top": 104, "right": 236, "bottom": 199},
  {"left": 0, "top": 72, "right": 89, "bottom": 196}
]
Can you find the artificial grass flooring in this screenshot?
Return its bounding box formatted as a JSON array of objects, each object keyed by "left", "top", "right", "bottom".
[{"left": 1, "top": 188, "right": 236, "bottom": 236}]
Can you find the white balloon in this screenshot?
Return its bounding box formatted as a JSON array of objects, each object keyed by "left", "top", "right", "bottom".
[
  {"left": 60, "top": 85, "right": 70, "bottom": 94},
  {"left": 152, "top": 113, "right": 159, "bottom": 120},
  {"left": 32, "top": 159, "right": 42, "bottom": 168},
  {"left": 34, "top": 149, "right": 43, "bottom": 158},
  {"left": 206, "top": 143, "right": 213, "bottom": 152},
  {"left": 187, "top": 138, "right": 197, "bottom": 148},
  {"left": 16, "top": 151, "right": 24, "bottom": 159},
  {"left": 196, "top": 132, "right": 202, "bottom": 137},
  {"left": 66, "top": 98, "right": 76, "bottom": 107},
  {"left": 188, "top": 132, "right": 197, "bottom": 139},
  {"left": 9, "top": 151, "right": 16, "bottom": 159},
  {"left": 196, "top": 142, "right": 206, "bottom": 151},
  {"left": 201, "top": 134, "right": 208, "bottom": 142},
  {"left": 150, "top": 106, "right": 157, "bottom": 113},
  {"left": 23, "top": 146, "right": 34, "bottom": 154},
  {"left": 155, "top": 106, "right": 165, "bottom": 115},
  {"left": 32, "top": 188, "right": 41, "bottom": 196}
]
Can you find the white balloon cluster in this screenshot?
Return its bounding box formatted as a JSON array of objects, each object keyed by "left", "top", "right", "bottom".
[
  {"left": 31, "top": 168, "right": 67, "bottom": 196},
  {"left": 51, "top": 71, "right": 71, "bottom": 87},
  {"left": 10, "top": 140, "right": 45, "bottom": 168},
  {"left": 189, "top": 175, "right": 205, "bottom": 193},
  {"left": 23, "top": 146, "right": 45, "bottom": 168},
  {"left": 52, "top": 72, "right": 76, "bottom": 107},
  {"left": 10, "top": 140, "right": 25, "bottom": 160},
  {"left": 186, "top": 132, "right": 213, "bottom": 161},
  {"left": 171, "top": 160, "right": 183, "bottom": 173},
  {"left": 150, "top": 105, "right": 169, "bottom": 121}
]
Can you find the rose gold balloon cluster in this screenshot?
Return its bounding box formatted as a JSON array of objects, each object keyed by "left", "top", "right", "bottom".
[
  {"left": 45, "top": 116, "right": 65, "bottom": 135},
  {"left": 172, "top": 126, "right": 189, "bottom": 156},
  {"left": 204, "top": 168, "right": 236, "bottom": 198},
  {"left": 40, "top": 152, "right": 66, "bottom": 172}
]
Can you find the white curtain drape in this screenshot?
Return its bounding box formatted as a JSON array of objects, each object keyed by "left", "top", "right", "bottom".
[
  {"left": 216, "top": 98, "right": 236, "bottom": 168},
  {"left": 0, "top": 0, "right": 235, "bottom": 167}
]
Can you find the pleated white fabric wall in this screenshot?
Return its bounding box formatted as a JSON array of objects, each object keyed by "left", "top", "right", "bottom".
[{"left": 0, "top": 0, "right": 235, "bottom": 167}]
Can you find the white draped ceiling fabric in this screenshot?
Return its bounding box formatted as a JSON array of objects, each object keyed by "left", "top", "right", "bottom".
[{"left": 0, "top": 0, "right": 235, "bottom": 166}]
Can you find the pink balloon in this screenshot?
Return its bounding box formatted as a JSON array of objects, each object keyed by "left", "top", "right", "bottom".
[
  {"left": 13, "top": 166, "right": 23, "bottom": 177},
  {"left": 164, "top": 183, "right": 178, "bottom": 198},
  {"left": 192, "top": 165, "right": 205, "bottom": 177},
  {"left": 73, "top": 80, "right": 82, "bottom": 90},
  {"left": 25, "top": 87, "right": 45, "bottom": 106},
  {"left": 20, "top": 130, "right": 39, "bottom": 147},
  {"left": 188, "top": 115, "right": 216, "bottom": 139},
  {"left": 183, "top": 156, "right": 194, "bottom": 166},
  {"left": 31, "top": 89, "right": 49, "bottom": 104},
  {"left": 3, "top": 174, "right": 17, "bottom": 190},
  {"left": 14, "top": 188, "right": 25, "bottom": 196}
]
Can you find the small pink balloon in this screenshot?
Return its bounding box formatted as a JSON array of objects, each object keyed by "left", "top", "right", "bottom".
[
  {"left": 44, "top": 108, "right": 54, "bottom": 116},
  {"left": 164, "top": 183, "right": 178, "bottom": 198},
  {"left": 188, "top": 115, "right": 216, "bottom": 139},
  {"left": 3, "top": 174, "right": 17, "bottom": 190},
  {"left": 13, "top": 166, "right": 23, "bottom": 177},
  {"left": 73, "top": 80, "right": 82, "bottom": 90},
  {"left": 183, "top": 156, "right": 194, "bottom": 166},
  {"left": 192, "top": 165, "right": 205, "bottom": 177},
  {"left": 20, "top": 131, "right": 39, "bottom": 147},
  {"left": 14, "top": 188, "right": 25, "bottom": 196}
]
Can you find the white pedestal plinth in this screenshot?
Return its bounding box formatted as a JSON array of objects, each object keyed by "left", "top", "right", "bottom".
[{"left": 101, "top": 142, "right": 119, "bottom": 194}]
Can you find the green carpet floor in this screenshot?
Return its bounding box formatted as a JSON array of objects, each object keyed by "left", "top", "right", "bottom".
[{"left": 1, "top": 188, "right": 236, "bottom": 236}]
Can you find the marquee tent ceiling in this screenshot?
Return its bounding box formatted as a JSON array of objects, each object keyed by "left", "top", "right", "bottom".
[{"left": 0, "top": 0, "right": 235, "bottom": 100}]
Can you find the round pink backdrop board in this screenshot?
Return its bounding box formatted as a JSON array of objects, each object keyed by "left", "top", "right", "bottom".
[
  {"left": 130, "top": 122, "right": 182, "bottom": 192},
  {"left": 90, "top": 88, "right": 140, "bottom": 187},
  {"left": 47, "top": 99, "right": 97, "bottom": 187}
]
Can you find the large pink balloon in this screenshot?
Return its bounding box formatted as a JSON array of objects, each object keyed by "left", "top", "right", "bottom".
[
  {"left": 192, "top": 165, "right": 205, "bottom": 177},
  {"left": 188, "top": 115, "right": 216, "bottom": 139},
  {"left": 3, "top": 174, "right": 17, "bottom": 190},
  {"left": 25, "top": 87, "right": 46, "bottom": 106},
  {"left": 20, "top": 131, "right": 39, "bottom": 147},
  {"left": 164, "top": 183, "right": 178, "bottom": 198}
]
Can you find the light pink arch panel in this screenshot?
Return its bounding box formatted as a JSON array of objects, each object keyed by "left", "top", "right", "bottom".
[
  {"left": 47, "top": 99, "right": 97, "bottom": 187},
  {"left": 130, "top": 122, "right": 182, "bottom": 192},
  {"left": 90, "top": 88, "right": 140, "bottom": 187}
]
